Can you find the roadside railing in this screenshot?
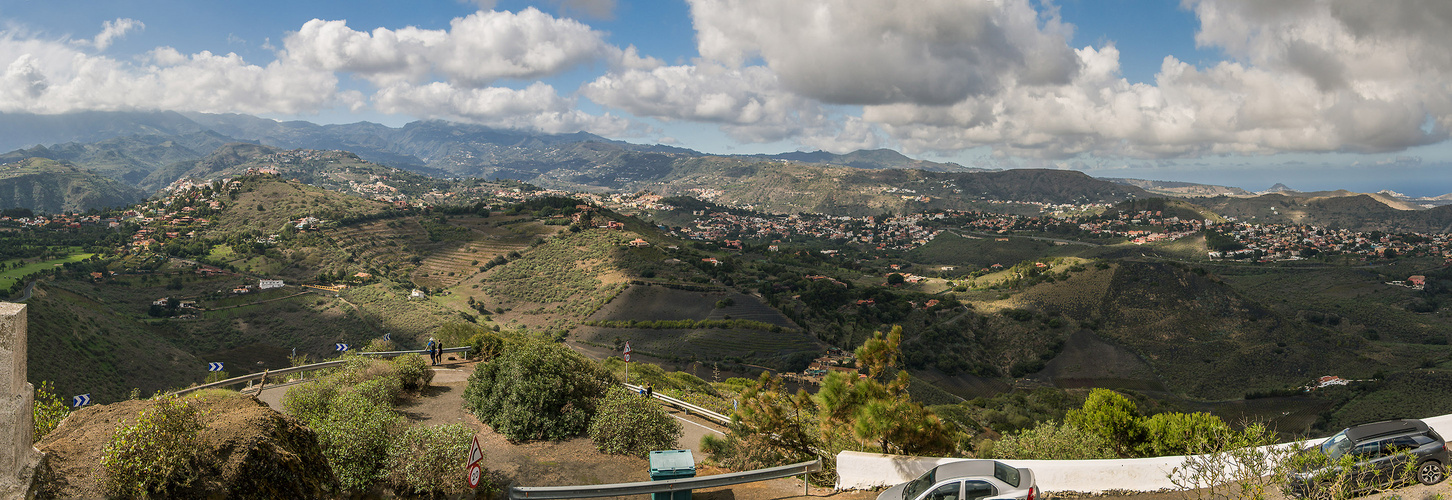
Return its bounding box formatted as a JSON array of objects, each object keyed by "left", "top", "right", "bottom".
[
  {"left": 509, "top": 459, "right": 820, "bottom": 499},
  {"left": 623, "top": 382, "right": 731, "bottom": 425},
  {"left": 167, "top": 346, "right": 471, "bottom": 397}
]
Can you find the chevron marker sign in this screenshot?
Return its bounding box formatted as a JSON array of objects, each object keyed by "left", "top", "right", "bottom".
[
  {"left": 336, "top": 343, "right": 350, "bottom": 352},
  {"left": 71, "top": 394, "right": 91, "bottom": 408},
  {"left": 208, "top": 362, "right": 224, "bottom": 372},
  {"left": 382, "top": 333, "right": 391, "bottom": 341}
]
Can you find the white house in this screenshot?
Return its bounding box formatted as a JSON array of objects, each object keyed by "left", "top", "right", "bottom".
[
  {"left": 410, "top": 289, "right": 426, "bottom": 299},
  {"left": 259, "top": 279, "right": 285, "bottom": 290}
]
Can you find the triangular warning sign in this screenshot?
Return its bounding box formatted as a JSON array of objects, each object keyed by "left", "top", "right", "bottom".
[{"left": 468, "top": 436, "right": 484, "bottom": 466}]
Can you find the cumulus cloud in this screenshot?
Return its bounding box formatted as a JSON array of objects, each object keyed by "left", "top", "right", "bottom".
[
  {"left": 854, "top": 0, "right": 1452, "bottom": 159},
  {"left": 373, "top": 81, "right": 631, "bottom": 135},
  {"left": 90, "top": 18, "right": 144, "bottom": 51},
  {"left": 282, "top": 8, "right": 617, "bottom": 87},
  {"left": 0, "top": 32, "right": 337, "bottom": 115},
  {"left": 584, "top": 64, "right": 826, "bottom": 143},
  {"left": 687, "top": 0, "right": 1080, "bottom": 106}
]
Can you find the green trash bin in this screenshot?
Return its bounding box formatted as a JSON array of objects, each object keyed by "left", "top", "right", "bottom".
[{"left": 648, "top": 449, "right": 695, "bottom": 500}]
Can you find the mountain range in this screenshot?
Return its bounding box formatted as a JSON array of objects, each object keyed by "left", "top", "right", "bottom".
[{"left": 3, "top": 110, "right": 1452, "bottom": 232}]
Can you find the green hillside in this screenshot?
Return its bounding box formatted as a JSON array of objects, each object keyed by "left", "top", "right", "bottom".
[{"left": 0, "top": 158, "right": 146, "bottom": 213}]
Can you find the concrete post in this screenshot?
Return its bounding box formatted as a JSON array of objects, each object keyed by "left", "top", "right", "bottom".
[{"left": 0, "top": 303, "right": 39, "bottom": 497}]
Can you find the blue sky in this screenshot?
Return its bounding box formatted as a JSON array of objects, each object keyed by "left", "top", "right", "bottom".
[{"left": 3, "top": 0, "right": 1452, "bottom": 196}]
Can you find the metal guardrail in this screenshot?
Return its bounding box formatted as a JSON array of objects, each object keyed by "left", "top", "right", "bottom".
[
  {"left": 623, "top": 382, "right": 732, "bottom": 425},
  {"left": 167, "top": 346, "right": 472, "bottom": 397},
  {"left": 509, "top": 459, "right": 820, "bottom": 499}
]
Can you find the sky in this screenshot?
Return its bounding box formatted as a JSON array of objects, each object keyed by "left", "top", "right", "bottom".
[{"left": 3, "top": 0, "right": 1452, "bottom": 196}]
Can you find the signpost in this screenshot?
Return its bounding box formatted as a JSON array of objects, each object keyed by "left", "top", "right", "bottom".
[{"left": 466, "top": 436, "right": 484, "bottom": 489}]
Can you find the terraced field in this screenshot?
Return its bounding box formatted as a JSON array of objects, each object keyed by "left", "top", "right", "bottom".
[
  {"left": 575, "top": 325, "right": 821, "bottom": 364},
  {"left": 322, "top": 215, "right": 556, "bottom": 288}
]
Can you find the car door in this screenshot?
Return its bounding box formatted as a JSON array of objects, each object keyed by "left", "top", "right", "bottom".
[
  {"left": 1379, "top": 436, "right": 1421, "bottom": 483},
  {"left": 921, "top": 480, "right": 961, "bottom": 500}
]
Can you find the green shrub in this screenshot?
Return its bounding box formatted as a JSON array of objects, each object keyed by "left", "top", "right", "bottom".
[
  {"left": 314, "top": 391, "right": 402, "bottom": 492},
  {"left": 281, "top": 381, "right": 337, "bottom": 426},
  {"left": 32, "top": 381, "right": 70, "bottom": 443},
  {"left": 363, "top": 338, "right": 397, "bottom": 352},
  {"left": 1139, "top": 411, "right": 1232, "bottom": 456},
  {"left": 984, "top": 420, "right": 1115, "bottom": 460},
  {"left": 463, "top": 338, "right": 612, "bottom": 441},
  {"left": 589, "top": 386, "right": 682, "bottom": 457},
  {"left": 332, "top": 356, "right": 397, "bottom": 386},
  {"left": 352, "top": 376, "right": 404, "bottom": 407},
  {"left": 387, "top": 424, "right": 477, "bottom": 496},
  {"left": 391, "top": 353, "right": 434, "bottom": 392},
  {"left": 465, "top": 331, "right": 505, "bottom": 360},
  {"left": 100, "top": 395, "right": 207, "bottom": 497}
]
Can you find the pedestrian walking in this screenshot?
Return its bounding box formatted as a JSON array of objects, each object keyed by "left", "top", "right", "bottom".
[
  {"left": 433, "top": 341, "right": 442, "bottom": 365},
  {"left": 426, "top": 337, "right": 437, "bottom": 365},
  {"left": 646, "top": 383, "right": 653, "bottom": 399}
]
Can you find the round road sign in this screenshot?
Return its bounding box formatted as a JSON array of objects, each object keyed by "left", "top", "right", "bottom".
[{"left": 467, "top": 463, "right": 482, "bottom": 488}]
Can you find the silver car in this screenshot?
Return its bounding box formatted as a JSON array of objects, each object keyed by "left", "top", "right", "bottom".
[{"left": 876, "top": 460, "right": 1038, "bottom": 500}]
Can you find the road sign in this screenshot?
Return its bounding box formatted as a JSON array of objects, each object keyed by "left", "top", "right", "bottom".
[
  {"left": 71, "top": 394, "right": 90, "bottom": 408},
  {"left": 466, "top": 463, "right": 482, "bottom": 489},
  {"left": 623, "top": 341, "right": 631, "bottom": 362},
  {"left": 382, "top": 333, "right": 391, "bottom": 341},
  {"left": 207, "top": 362, "right": 224, "bottom": 372},
  {"left": 335, "top": 343, "right": 349, "bottom": 352},
  {"left": 467, "top": 436, "right": 484, "bottom": 466}
]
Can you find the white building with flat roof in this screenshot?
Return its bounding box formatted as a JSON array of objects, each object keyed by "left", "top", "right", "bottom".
[{"left": 259, "top": 279, "right": 285, "bottom": 290}]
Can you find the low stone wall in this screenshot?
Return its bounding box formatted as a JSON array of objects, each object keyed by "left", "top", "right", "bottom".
[{"left": 837, "top": 414, "right": 1452, "bottom": 492}]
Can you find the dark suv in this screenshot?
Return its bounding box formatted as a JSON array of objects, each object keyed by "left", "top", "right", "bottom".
[{"left": 1288, "top": 419, "right": 1448, "bottom": 497}]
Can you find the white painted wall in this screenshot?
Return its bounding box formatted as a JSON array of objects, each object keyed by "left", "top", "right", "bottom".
[{"left": 837, "top": 414, "right": 1452, "bottom": 493}]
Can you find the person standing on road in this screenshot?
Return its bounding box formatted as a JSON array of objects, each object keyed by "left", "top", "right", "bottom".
[
  {"left": 426, "top": 337, "right": 437, "bottom": 366},
  {"left": 646, "top": 383, "right": 653, "bottom": 399},
  {"left": 433, "top": 340, "right": 443, "bottom": 365}
]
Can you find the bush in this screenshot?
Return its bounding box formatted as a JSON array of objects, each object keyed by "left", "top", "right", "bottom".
[
  {"left": 352, "top": 376, "right": 404, "bottom": 407},
  {"left": 391, "top": 354, "right": 434, "bottom": 392},
  {"left": 281, "top": 381, "right": 338, "bottom": 426},
  {"left": 100, "top": 395, "right": 207, "bottom": 497},
  {"left": 314, "top": 391, "right": 402, "bottom": 492},
  {"left": 465, "top": 331, "right": 505, "bottom": 360},
  {"left": 32, "top": 381, "right": 70, "bottom": 443},
  {"left": 363, "top": 338, "right": 397, "bottom": 352},
  {"left": 463, "top": 338, "right": 612, "bottom": 441},
  {"left": 589, "top": 386, "right": 682, "bottom": 457},
  {"left": 387, "top": 424, "right": 478, "bottom": 496},
  {"left": 984, "top": 420, "right": 1115, "bottom": 460}
]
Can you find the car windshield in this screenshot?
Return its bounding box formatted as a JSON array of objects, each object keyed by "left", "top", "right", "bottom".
[
  {"left": 903, "top": 467, "right": 937, "bottom": 500},
  {"left": 1320, "top": 430, "right": 1352, "bottom": 459}
]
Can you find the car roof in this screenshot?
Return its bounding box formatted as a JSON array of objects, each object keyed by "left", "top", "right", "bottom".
[
  {"left": 1346, "top": 419, "right": 1430, "bottom": 442},
  {"left": 935, "top": 460, "right": 997, "bottom": 480}
]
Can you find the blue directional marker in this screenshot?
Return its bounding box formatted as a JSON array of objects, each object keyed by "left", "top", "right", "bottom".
[
  {"left": 382, "top": 333, "right": 390, "bottom": 341},
  {"left": 335, "top": 343, "right": 350, "bottom": 352},
  {"left": 207, "top": 362, "right": 224, "bottom": 372},
  {"left": 71, "top": 394, "right": 91, "bottom": 408}
]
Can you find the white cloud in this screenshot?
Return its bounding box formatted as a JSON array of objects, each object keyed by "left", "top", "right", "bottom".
[
  {"left": 856, "top": 0, "right": 1452, "bottom": 159},
  {"left": 584, "top": 64, "right": 825, "bottom": 143},
  {"left": 0, "top": 32, "right": 337, "bottom": 115},
  {"left": 687, "top": 0, "right": 1080, "bottom": 106},
  {"left": 90, "top": 18, "right": 144, "bottom": 51},
  {"left": 283, "top": 8, "right": 616, "bottom": 87},
  {"left": 373, "top": 81, "right": 631, "bottom": 136}
]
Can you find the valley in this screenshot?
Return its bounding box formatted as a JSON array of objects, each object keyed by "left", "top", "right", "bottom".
[{"left": 4, "top": 114, "right": 1452, "bottom": 496}]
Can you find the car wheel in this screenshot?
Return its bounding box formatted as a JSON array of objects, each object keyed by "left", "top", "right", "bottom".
[{"left": 1419, "top": 461, "right": 1445, "bottom": 485}]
